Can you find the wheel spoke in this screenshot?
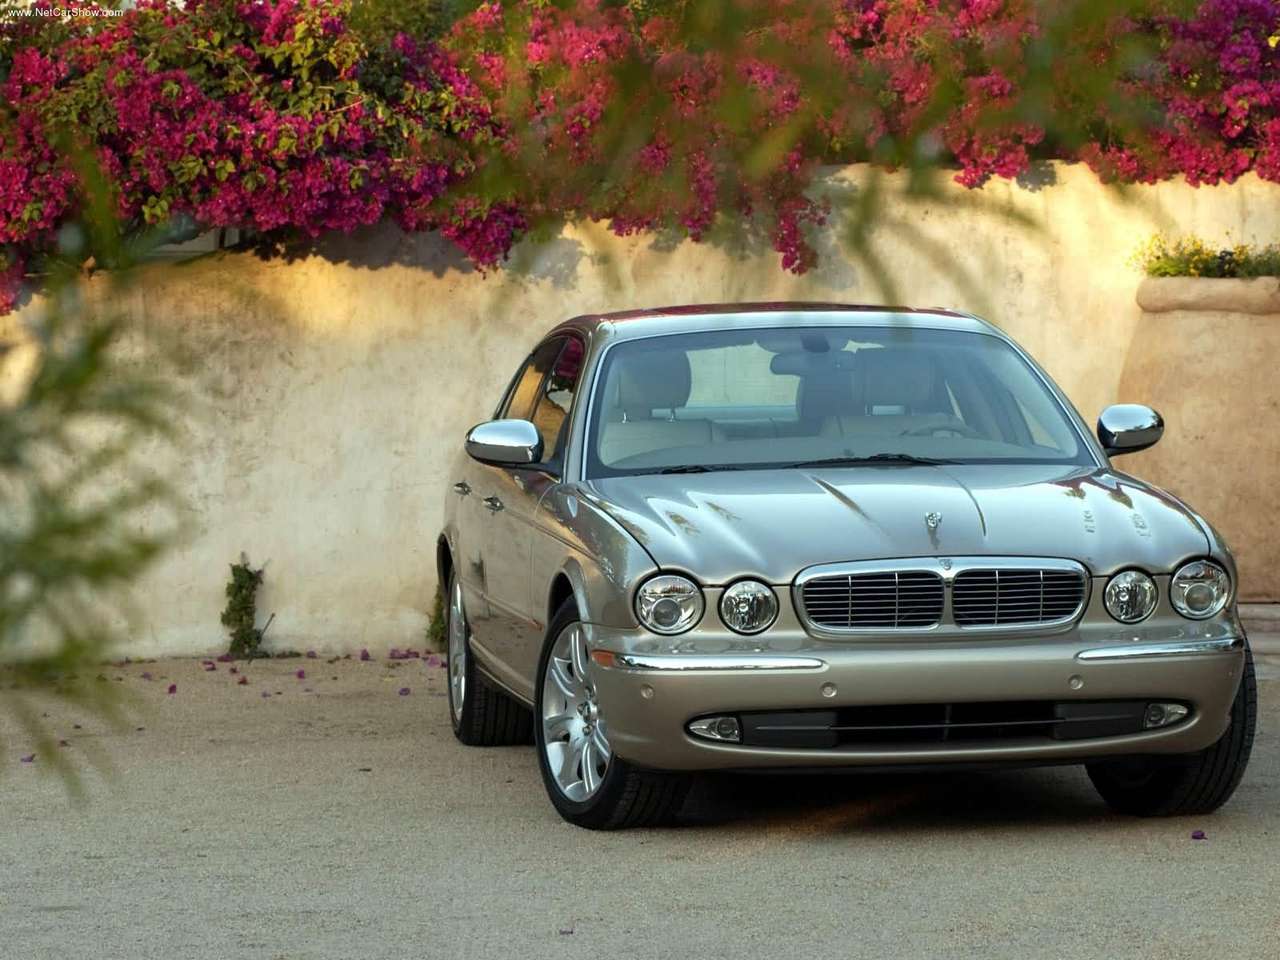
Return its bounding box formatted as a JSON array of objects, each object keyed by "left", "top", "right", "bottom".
[
  {"left": 591, "top": 722, "right": 610, "bottom": 760},
  {"left": 548, "top": 656, "right": 581, "bottom": 701},
  {"left": 581, "top": 739, "right": 600, "bottom": 794},
  {"left": 569, "top": 626, "right": 590, "bottom": 684},
  {"left": 558, "top": 736, "right": 585, "bottom": 794}
]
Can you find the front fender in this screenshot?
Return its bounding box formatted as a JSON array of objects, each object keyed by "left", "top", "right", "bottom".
[{"left": 532, "top": 484, "right": 658, "bottom": 632}]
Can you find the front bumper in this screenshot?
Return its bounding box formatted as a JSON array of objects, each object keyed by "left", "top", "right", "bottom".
[{"left": 588, "top": 630, "right": 1246, "bottom": 771}]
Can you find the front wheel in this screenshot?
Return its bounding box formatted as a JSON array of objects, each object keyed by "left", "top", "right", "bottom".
[
  {"left": 1087, "top": 644, "right": 1257, "bottom": 816},
  {"left": 534, "top": 600, "right": 690, "bottom": 829}
]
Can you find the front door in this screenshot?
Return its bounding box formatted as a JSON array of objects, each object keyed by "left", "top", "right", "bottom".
[{"left": 471, "top": 336, "right": 585, "bottom": 697}]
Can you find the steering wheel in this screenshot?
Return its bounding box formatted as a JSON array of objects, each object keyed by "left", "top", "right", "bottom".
[{"left": 901, "top": 423, "right": 985, "bottom": 439}]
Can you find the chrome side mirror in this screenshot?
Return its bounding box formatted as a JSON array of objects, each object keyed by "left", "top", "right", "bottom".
[
  {"left": 465, "top": 419, "right": 543, "bottom": 466},
  {"left": 1097, "top": 404, "right": 1163, "bottom": 456}
]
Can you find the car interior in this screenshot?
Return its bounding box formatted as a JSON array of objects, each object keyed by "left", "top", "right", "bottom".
[{"left": 592, "top": 330, "right": 1080, "bottom": 471}]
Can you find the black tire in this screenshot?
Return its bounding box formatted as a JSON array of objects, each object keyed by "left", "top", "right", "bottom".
[
  {"left": 1087, "top": 644, "right": 1257, "bottom": 816},
  {"left": 446, "top": 571, "right": 533, "bottom": 747},
  {"left": 534, "top": 598, "right": 691, "bottom": 829}
]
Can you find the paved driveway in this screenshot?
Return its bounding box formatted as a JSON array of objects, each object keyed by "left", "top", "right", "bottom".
[{"left": 3, "top": 655, "right": 1278, "bottom": 960}]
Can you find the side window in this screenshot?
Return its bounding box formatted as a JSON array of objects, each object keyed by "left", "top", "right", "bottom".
[
  {"left": 499, "top": 338, "right": 565, "bottom": 421},
  {"left": 530, "top": 337, "right": 585, "bottom": 464}
]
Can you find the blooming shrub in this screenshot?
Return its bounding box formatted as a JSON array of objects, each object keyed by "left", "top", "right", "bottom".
[
  {"left": 5, "top": 0, "right": 1280, "bottom": 313},
  {"left": 0, "top": 0, "right": 510, "bottom": 310},
  {"left": 1134, "top": 234, "right": 1280, "bottom": 277}
]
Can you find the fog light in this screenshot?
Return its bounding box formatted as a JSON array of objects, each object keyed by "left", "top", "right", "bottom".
[
  {"left": 719, "top": 580, "right": 779, "bottom": 635},
  {"left": 688, "top": 716, "right": 741, "bottom": 743},
  {"left": 1144, "top": 702, "right": 1190, "bottom": 729}
]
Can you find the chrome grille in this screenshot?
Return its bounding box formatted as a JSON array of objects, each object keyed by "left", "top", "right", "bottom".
[
  {"left": 801, "top": 571, "right": 944, "bottom": 629},
  {"left": 952, "top": 568, "right": 1086, "bottom": 627}
]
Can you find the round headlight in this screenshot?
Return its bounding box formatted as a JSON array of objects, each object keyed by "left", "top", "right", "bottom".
[
  {"left": 1105, "top": 570, "right": 1158, "bottom": 623},
  {"left": 719, "top": 580, "right": 779, "bottom": 635},
  {"left": 1170, "top": 560, "right": 1231, "bottom": 619},
  {"left": 1104, "top": 570, "right": 1158, "bottom": 623},
  {"left": 635, "top": 574, "right": 703, "bottom": 635}
]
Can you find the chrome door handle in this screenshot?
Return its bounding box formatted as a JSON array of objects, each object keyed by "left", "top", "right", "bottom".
[
  {"left": 453, "top": 481, "right": 471, "bottom": 496},
  {"left": 483, "top": 496, "right": 504, "bottom": 513}
]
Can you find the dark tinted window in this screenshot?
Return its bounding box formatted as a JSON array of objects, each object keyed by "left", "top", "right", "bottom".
[
  {"left": 500, "top": 338, "right": 565, "bottom": 421},
  {"left": 530, "top": 337, "right": 585, "bottom": 464}
]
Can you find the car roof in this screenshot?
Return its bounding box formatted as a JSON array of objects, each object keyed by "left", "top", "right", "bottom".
[{"left": 549, "top": 302, "right": 1003, "bottom": 342}]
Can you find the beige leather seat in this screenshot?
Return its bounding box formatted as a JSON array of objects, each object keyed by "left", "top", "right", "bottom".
[
  {"left": 821, "top": 349, "right": 961, "bottom": 439},
  {"left": 598, "top": 352, "right": 718, "bottom": 465}
]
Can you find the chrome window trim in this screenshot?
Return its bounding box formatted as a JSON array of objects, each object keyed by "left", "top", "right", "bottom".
[{"left": 793, "top": 556, "right": 1090, "bottom": 639}]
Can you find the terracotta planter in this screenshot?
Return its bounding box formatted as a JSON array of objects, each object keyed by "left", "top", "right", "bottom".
[{"left": 1120, "top": 279, "right": 1280, "bottom": 601}]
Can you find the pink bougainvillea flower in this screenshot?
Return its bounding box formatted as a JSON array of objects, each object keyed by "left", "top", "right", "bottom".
[
  {"left": 1191, "top": 830, "right": 1207, "bottom": 840},
  {"left": 426, "top": 655, "right": 444, "bottom": 669},
  {"left": 295, "top": 669, "right": 306, "bottom": 680},
  {"left": 360, "top": 649, "right": 371, "bottom": 662},
  {"left": 216, "top": 653, "right": 234, "bottom": 663},
  {"left": 20, "top": 754, "right": 35, "bottom": 763},
  {"left": 203, "top": 662, "right": 217, "bottom": 672},
  {"left": 399, "top": 687, "right": 411, "bottom": 696},
  {"left": 237, "top": 676, "right": 249, "bottom": 685},
  {"left": 388, "top": 648, "right": 404, "bottom": 660},
  {"left": 167, "top": 684, "right": 177, "bottom": 695}
]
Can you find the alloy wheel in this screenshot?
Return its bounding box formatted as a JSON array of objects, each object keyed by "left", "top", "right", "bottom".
[{"left": 541, "top": 622, "right": 611, "bottom": 801}]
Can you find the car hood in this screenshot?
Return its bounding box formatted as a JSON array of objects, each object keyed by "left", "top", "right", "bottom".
[{"left": 582, "top": 464, "right": 1210, "bottom": 585}]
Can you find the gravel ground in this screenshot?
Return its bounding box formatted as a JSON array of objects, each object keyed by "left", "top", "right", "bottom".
[{"left": 2, "top": 654, "right": 1278, "bottom": 960}]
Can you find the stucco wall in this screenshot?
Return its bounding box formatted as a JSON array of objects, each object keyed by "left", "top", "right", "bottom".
[
  {"left": 1121, "top": 279, "right": 1280, "bottom": 601},
  {"left": 8, "top": 161, "right": 1280, "bottom": 655}
]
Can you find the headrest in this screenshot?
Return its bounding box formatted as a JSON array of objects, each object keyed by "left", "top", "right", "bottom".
[
  {"left": 860, "top": 348, "right": 935, "bottom": 408},
  {"left": 614, "top": 351, "right": 693, "bottom": 418}
]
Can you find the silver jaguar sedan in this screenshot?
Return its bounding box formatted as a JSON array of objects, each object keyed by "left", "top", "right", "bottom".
[{"left": 437, "top": 303, "right": 1255, "bottom": 829}]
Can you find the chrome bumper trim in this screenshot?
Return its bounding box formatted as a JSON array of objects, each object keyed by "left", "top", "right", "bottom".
[
  {"left": 612, "top": 654, "right": 826, "bottom": 672},
  {"left": 1075, "top": 637, "right": 1244, "bottom": 662}
]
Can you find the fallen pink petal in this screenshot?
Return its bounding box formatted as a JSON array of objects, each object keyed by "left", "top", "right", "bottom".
[
  {"left": 295, "top": 669, "right": 306, "bottom": 680},
  {"left": 426, "top": 654, "right": 443, "bottom": 668},
  {"left": 399, "top": 687, "right": 411, "bottom": 696},
  {"left": 306, "top": 650, "right": 317, "bottom": 659},
  {"left": 167, "top": 684, "right": 177, "bottom": 695},
  {"left": 1191, "top": 830, "right": 1207, "bottom": 841},
  {"left": 229, "top": 666, "right": 238, "bottom": 674},
  {"left": 20, "top": 754, "right": 34, "bottom": 763},
  {"left": 359, "top": 649, "right": 371, "bottom": 661},
  {"left": 203, "top": 662, "right": 217, "bottom": 672},
  {"left": 58, "top": 739, "right": 68, "bottom": 748},
  {"left": 215, "top": 653, "right": 233, "bottom": 663},
  {"left": 388, "top": 648, "right": 404, "bottom": 660},
  {"left": 237, "top": 676, "right": 249, "bottom": 686}
]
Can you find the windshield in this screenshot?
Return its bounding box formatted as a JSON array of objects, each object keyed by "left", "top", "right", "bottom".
[{"left": 585, "top": 326, "right": 1095, "bottom": 477}]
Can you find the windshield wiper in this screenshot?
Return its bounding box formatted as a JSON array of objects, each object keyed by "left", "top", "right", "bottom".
[
  {"left": 786, "top": 453, "right": 958, "bottom": 468},
  {"left": 655, "top": 463, "right": 749, "bottom": 474}
]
